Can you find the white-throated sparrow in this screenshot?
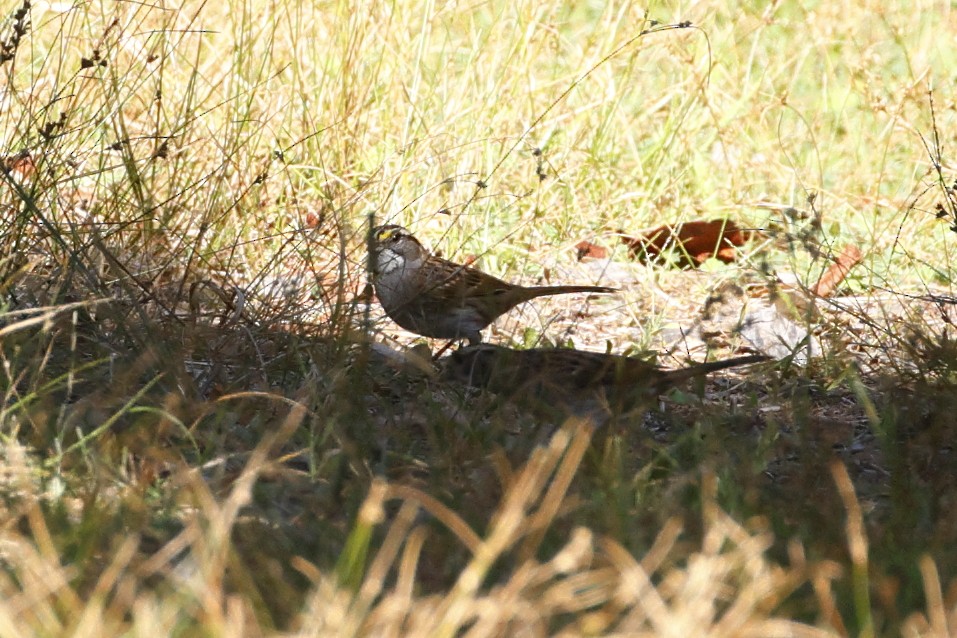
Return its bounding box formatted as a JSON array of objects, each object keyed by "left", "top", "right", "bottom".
[
  {"left": 443, "top": 344, "right": 768, "bottom": 422},
  {"left": 371, "top": 225, "right": 616, "bottom": 344}
]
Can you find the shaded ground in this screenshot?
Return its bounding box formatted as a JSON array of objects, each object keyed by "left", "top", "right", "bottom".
[{"left": 5, "top": 245, "right": 957, "bottom": 632}]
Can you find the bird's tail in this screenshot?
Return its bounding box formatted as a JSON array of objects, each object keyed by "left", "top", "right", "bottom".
[
  {"left": 525, "top": 284, "right": 617, "bottom": 297},
  {"left": 659, "top": 354, "right": 769, "bottom": 388}
]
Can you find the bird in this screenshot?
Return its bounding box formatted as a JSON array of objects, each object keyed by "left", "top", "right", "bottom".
[
  {"left": 370, "top": 225, "right": 616, "bottom": 344},
  {"left": 443, "top": 343, "right": 768, "bottom": 423}
]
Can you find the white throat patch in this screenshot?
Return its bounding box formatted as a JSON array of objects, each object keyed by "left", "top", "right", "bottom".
[{"left": 376, "top": 247, "right": 405, "bottom": 275}]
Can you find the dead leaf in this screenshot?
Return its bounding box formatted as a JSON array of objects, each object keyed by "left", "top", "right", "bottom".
[
  {"left": 575, "top": 240, "right": 608, "bottom": 261},
  {"left": 811, "top": 245, "right": 862, "bottom": 297},
  {"left": 3, "top": 150, "right": 35, "bottom": 181},
  {"left": 620, "top": 219, "right": 756, "bottom": 268},
  {"left": 304, "top": 210, "right": 323, "bottom": 228}
]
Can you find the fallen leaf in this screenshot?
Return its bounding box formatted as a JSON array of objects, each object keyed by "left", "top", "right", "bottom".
[
  {"left": 811, "top": 244, "right": 862, "bottom": 297},
  {"left": 304, "top": 210, "right": 323, "bottom": 228},
  {"left": 620, "top": 219, "right": 756, "bottom": 268},
  {"left": 3, "top": 150, "right": 35, "bottom": 181},
  {"left": 575, "top": 240, "right": 608, "bottom": 261}
]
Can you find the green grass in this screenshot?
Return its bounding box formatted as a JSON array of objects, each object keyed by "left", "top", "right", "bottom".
[{"left": 3, "top": 0, "right": 957, "bottom": 634}]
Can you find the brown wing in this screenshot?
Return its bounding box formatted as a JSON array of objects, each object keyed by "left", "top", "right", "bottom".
[
  {"left": 515, "top": 349, "right": 668, "bottom": 416},
  {"left": 417, "top": 256, "right": 526, "bottom": 318},
  {"left": 419, "top": 255, "right": 613, "bottom": 316},
  {"left": 419, "top": 257, "right": 503, "bottom": 295},
  {"left": 537, "top": 350, "right": 666, "bottom": 391}
]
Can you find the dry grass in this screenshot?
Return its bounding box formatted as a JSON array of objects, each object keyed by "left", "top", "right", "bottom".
[{"left": 3, "top": 0, "right": 957, "bottom": 634}]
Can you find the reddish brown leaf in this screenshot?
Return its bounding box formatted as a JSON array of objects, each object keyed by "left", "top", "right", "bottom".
[
  {"left": 811, "top": 245, "right": 862, "bottom": 297},
  {"left": 620, "top": 219, "right": 755, "bottom": 268},
  {"left": 304, "top": 210, "right": 323, "bottom": 228},
  {"left": 575, "top": 240, "right": 608, "bottom": 261},
  {"left": 3, "top": 150, "right": 35, "bottom": 180}
]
